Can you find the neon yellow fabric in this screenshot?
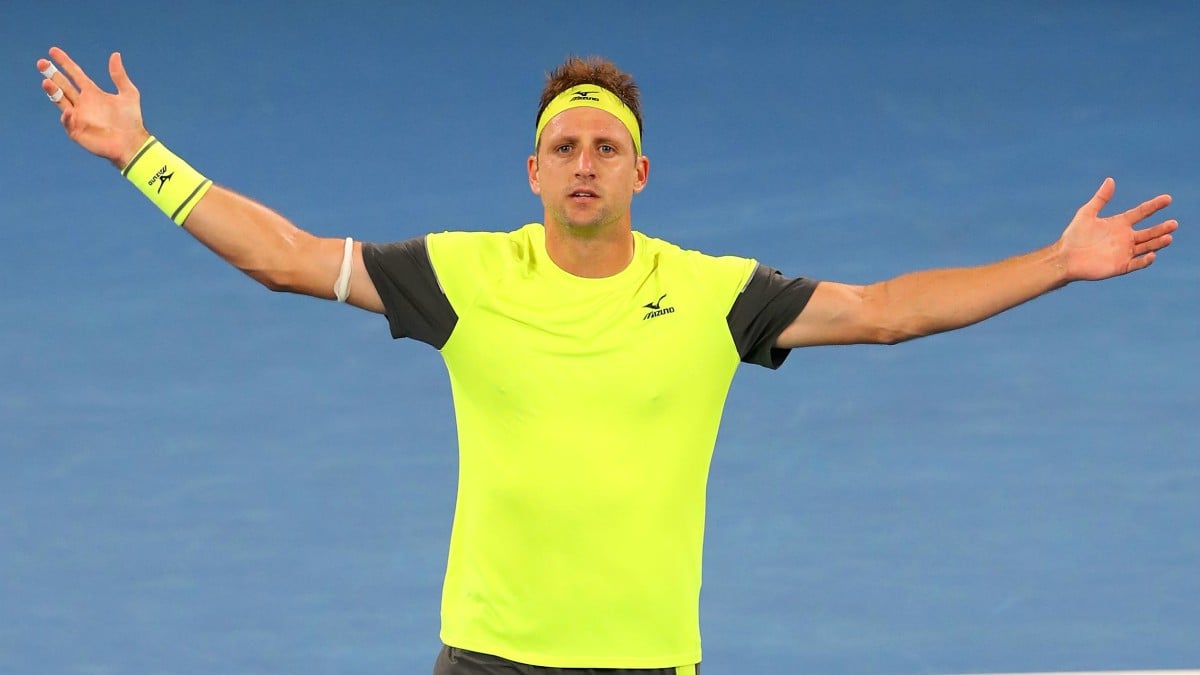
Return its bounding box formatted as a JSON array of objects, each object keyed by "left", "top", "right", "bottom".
[
  {"left": 120, "top": 136, "right": 213, "bottom": 225},
  {"left": 427, "top": 223, "right": 756, "bottom": 668},
  {"left": 535, "top": 84, "right": 642, "bottom": 154}
]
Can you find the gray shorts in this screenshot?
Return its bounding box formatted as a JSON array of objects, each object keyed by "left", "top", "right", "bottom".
[{"left": 433, "top": 645, "right": 701, "bottom": 675}]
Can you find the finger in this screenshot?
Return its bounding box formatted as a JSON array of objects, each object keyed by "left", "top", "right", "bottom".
[
  {"left": 1133, "top": 218, "right": 1179, "bottom": 243},
  {"left": 109, "top": 51, "right": 137, "bottom": 95},
  {"left": 1127, "top": 251, "right": 1156, "bottom": 273},
  {"left": 1118, "top": 193, "right": 1172, "bottom": 225},
  {"left": 1078, "top": 177, "right": 1115, "bottom": 217},
  {"left": 1133, "top": 236, "right": 1172, "bottom": 258},
  {"left": 48, "top": 46, "right": 99, "bottom": 92},
  {"left": 37, "top": 58, "right": 59, "bottom": 80},
  {"left": 1132, "top": 221, "right": 1177, "bottom": 255},
  {"left": 41, "top": 77, "right": 71, "bottom": 110},
  {"left": 38, "top": 57, "right": 79, "bottom": 105}
]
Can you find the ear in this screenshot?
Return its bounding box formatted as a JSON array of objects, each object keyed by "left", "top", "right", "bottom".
[
  {"left": 632, "top": 155, "right": 650, "bottom": 194},
  {"left": 527, "top": 154, "right": 541, "bottom": 195}
]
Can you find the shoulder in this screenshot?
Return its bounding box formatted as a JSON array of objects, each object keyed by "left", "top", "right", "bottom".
[
  {"left": 633, "top": 233, "right": 759, "bottom": 317},
  {"left": 638, "top": 232, "right": 758, "bottom": 294},
  {"left": 424, "top": 224, "right": 542, "bottom": 303},
  {"left": 425, "top": 224, "right": 541, "bottom": 270}
]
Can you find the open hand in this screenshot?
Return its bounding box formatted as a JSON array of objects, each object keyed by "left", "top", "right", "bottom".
[
  {"left": 38, "top": 46, "right": 150, "bottom": 169},
  {"left": 1059, "top": 178, "right": 1177, "bottom": 281}
]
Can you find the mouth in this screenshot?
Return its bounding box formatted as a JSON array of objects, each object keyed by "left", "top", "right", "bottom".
[{"left": 569, "top": 188, "right": 599, "bottom": 199}]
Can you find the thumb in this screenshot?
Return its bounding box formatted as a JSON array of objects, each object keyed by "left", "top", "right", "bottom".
[
  {"left": 109, "top": 51, "right": 138, "bottom": 95},
  {"left": 1078, "top": 177, "right": 1115, "bottom": 218}
]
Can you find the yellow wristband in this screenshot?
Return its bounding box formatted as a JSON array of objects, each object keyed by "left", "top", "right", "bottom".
[{"left": 121, "top": 136, "right": 213, "bottom": 226}]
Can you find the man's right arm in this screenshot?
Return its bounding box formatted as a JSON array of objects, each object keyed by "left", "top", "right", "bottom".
[
  {"left": 176, "top": 185, "right": 385, "bottom": 313},
  {"left": 37, "top": 46, "right": 385, "bottom": 313}
]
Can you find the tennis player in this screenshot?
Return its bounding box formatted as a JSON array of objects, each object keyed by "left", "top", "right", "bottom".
[{"left": 36, "top": 47, "right": 1176, "bottom": 674}]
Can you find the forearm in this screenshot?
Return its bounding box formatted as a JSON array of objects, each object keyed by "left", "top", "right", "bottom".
[
  {"left": 869, "top": 243, "right": 1070, "bottom": 342},
  {"left": 781, "top": 179, "right": 1175, "bottom": 349},
  {"left": 179, "top": 185, "right": 338, "bottom": 296},
  {"left": 777, "top": 243, "right": 1072, "bottom": 348},
  {"left": 116, "top": 134, "right": 346, "bottom": 299}
]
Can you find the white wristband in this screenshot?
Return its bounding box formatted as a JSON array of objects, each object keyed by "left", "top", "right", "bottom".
[{"left": 334, "top": 237, "right": 354, "bottom": 302}]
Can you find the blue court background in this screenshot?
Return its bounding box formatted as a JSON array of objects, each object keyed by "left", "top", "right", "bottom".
[{"left": 1, "top": 2, "right": 1197, "bottom": 673}]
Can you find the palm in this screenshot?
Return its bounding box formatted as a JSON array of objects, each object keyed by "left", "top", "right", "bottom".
[
  {"left": 1059, "top": 178, "right": 1176, "bottom": 281},
  {"left": 65, "top": 83, "right": 142, "bottom": 158},
  {"left": 39, "top": 47, "right": 148, "bottom": 167}
]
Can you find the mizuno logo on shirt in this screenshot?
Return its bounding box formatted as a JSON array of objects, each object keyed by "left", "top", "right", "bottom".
[{"left": 642, "top": 294, "right": 675, "bottom": 320}]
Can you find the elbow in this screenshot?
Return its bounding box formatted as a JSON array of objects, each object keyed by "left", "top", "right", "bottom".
[
  {"left": 876, "top": 317, "right": 951, "bottom": 345},
  {"left": 876, "top": 331, "right": 907, "bottom": 346},
  {"left": 856, "top": 306, "right": 921, "bottom": 345},
  {"left": 240, "top": 233, "right": 317, "bottom": 294},
  {"left": 248, "top": 262, "right": 312, "bottom": 294},
  {"left": 250, "top": 270, "right": 292, "bottom": 293},
  {"left": 865, "top": 312, "right": 931, "bottom": 345},
  {"left": 873, "top": 326, "right": 919, "bottom": 346},
  {"left": 234, "top": 251, "right": 296, "bottom": 291},
  {"left": 860, "top": 284, "right": 930, "bottom": 345}
]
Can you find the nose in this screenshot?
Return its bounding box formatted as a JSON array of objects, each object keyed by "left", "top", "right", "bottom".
[{"left": 574, "top": 147, "right": 595, "bottom": 178}]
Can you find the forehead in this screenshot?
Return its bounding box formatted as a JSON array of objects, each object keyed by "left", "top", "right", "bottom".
[{"left": 540, "top": 107, "right": 634, "bottom": 146}]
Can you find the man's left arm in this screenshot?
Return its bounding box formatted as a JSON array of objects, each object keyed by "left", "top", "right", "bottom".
[{"left": 776, "top": 178, "right": 1177, "bottom": 348}]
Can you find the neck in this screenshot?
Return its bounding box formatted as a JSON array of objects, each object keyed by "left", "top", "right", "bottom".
[{"left": 543, "top": 218, "right": 635, "bottom": 278}]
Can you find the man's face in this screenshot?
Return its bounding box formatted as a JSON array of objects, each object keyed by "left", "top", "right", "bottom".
[{"left": 528, "top": 106, "right": 649, "bottom": 232}]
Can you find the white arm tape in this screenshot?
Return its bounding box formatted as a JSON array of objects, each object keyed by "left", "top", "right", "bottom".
[{"left": 334, "top": 237, "right": 354, "bottom": 302}]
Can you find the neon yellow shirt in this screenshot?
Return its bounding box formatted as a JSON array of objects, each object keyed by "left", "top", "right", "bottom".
[
  {"left": 363, "top": 223, "right": 817, "bottom": 667},
  {"left": 422, "top": 223, "right": 755, "bottom": 667}
]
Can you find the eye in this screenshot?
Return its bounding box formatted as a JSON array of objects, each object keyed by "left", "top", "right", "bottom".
[
  {"left": 598, "top": 144, "right": 616, "bottom": 155},
  {"left": 555, "top": 143, "right": 572, "bottom": 154}
]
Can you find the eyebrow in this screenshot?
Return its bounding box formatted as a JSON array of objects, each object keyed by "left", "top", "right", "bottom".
[{"left": 546, "top": 133, "right": 629, "bottom": 150}]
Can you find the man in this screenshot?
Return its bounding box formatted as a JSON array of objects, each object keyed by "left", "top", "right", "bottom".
[{"left": 36, "top": 47, "right": 1176, "bottom": 674}]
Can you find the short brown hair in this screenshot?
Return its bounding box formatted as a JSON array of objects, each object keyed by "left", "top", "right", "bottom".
[{"left": 536, "top": 56, "right": 643, "bottom": 140}]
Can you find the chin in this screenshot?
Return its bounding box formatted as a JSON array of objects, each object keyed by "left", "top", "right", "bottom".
[{"left": 552, "top": 210, "right": 610, "bottom": 231}]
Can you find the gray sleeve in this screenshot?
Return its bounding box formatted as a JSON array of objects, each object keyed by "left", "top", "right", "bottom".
[
  {"left": 727, "top": 264, "right": 819, "bottom": 369},
  {"left": 362, "top": 237, "right": 458, "bottom": 349}
]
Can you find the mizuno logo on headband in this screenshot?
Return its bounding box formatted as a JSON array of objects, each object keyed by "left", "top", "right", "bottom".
[{"left": 535, "top": 84, "right": 642, "bottom": 155}]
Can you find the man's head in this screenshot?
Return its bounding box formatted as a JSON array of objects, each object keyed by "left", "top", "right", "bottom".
[
  {"left": 534, "top": 56, "right": 643, "bottom": 157},
  {"left": 528, "top": 56, "right": 650, "bottom": 235}
]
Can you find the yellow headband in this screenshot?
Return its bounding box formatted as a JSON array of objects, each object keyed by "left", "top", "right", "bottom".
[{"left": 535, "top": 84, "right": 642, "bottom": 155}]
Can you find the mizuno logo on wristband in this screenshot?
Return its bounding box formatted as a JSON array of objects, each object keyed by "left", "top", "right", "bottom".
[{"left": 149, "top": 165, "right": 174, "bottom": 193}]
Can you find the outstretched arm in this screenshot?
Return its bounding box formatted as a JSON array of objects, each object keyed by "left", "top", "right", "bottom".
[
  {"left": 776, "top": 179, "right": 1177, "bottom": 348},
  {"left": 37, "top": 47, "right": 385, "bottom": 313}
]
